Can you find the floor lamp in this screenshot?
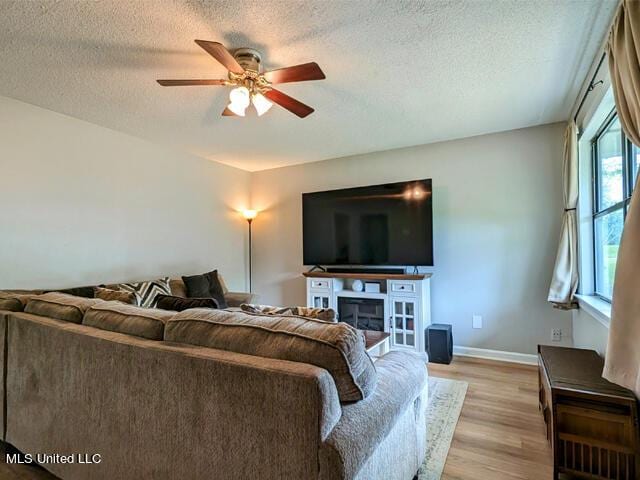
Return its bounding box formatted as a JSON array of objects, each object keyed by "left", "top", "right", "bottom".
[{"left": 242, "top": 210, "right": 257, "bottom": 292}]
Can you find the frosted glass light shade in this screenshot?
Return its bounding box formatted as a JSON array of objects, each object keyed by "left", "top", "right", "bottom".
[
  {"left": 229, "top": 87, "right": 250, "bottom": 107},
  {"left": 228, "top": 86, "right": 250, "bottom": 116},
  {"left": 228, "top": 101, "right": 247, "bottom": 116},
  {"left": 252, "top": 93, "right": 273, "bottom": 116}
]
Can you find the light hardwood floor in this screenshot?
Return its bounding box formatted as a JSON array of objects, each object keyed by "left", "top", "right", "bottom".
[
  {"left": 1, "top": 355, "right": 552, "bottom": 480},
  {"left": 430, "top": 356, "right": 554, "bottom": 480}
]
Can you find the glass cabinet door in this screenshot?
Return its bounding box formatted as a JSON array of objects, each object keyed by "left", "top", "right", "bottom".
[
  {"left": 311, "top": 293, "right": 330, "bottom": 309},
  {"left": 391, "top": 298, "right": 417, "bottom": 349}
]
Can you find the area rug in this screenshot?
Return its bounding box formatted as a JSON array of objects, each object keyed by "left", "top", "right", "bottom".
[{"left": 417, "top": 376, "right": 468, "bottom": 480}]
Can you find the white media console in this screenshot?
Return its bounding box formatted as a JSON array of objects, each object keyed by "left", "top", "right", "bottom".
[{"left": 304, "top": 271, "right": 432, "bottom": 353}]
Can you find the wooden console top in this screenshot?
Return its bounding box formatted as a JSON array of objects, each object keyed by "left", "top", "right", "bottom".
[{"left": 303, "top": 271, "right": 431, "bottom": 280}]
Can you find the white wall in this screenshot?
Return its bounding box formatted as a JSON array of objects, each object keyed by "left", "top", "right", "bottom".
[
  {"left": 250, "top": 123, "right": 572, "bottom": 354},
  {"left": 0, "top": 95, "right": 574, "bottom": 355},
  {"left": 0, "top": 96, "right": 251, "bottom": 290},
  {"left": 572, "top": 309, "right": 608, "bottom": 356}
]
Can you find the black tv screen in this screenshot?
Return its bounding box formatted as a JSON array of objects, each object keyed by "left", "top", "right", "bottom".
[{"left": 302, "top": 179, "right": 433, "bottom": 266}]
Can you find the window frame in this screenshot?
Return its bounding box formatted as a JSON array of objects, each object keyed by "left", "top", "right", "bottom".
[{"left": 591, "top": 110, "right": 634, "bottom": 302}]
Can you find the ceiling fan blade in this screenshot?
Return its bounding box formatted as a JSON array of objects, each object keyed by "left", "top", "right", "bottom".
[
  {"left": 222, "top": 107, "right": 237, "bottom": 116},
  {"left": 157, "top": 79, "right": 227, "bottom": 86},
  {"left": 194, "top": 40, "right": 244, "bottom": 75},
  {"left": 263, "top": 88, "right": 314, "bottom": 118},
  {"left": 263, "top": 62, "right": 325, "bottom": 84}
]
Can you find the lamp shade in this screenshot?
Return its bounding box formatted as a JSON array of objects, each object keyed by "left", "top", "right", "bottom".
[
  {"left": 242, "top": 209, "right": 258, "bottom": 220},
  {"left": 252, "top": 93, "right": 273, "bottom": 116}
]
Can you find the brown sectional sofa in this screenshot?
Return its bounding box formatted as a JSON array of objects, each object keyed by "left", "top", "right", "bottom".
[{"left": 0, "top": 292, "right": 429, "bottom": 480}]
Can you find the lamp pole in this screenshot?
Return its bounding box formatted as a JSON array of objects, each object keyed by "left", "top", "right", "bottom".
[
  {"left": 242, "top": 210, "right": 257, "bottom": 293},
  {"left": 247, "top": 217, "right": 253, "bottom": 293}
]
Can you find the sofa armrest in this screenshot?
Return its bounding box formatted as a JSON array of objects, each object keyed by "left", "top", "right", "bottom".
[
  {"left": 224, "top": 291, "right": 256, "bottom": 307},
  {"left": 319, "top": 350, "right": 428, "bottom": 480}
]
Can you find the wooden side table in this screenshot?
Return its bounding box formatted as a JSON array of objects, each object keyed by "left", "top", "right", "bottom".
[
  {"left": 363, "top": 330, "right": 390, "bottom": 361},
  {"left": 538, "top": 345, "right": 639, "bottom": 480}
]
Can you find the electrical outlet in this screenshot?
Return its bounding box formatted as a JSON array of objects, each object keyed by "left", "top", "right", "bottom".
[
  {"left": 551, "top": 328, "right": 562, "bottom": 342},
  {"left": 472, "top": 315, "right": 482, "bottom": 329}
]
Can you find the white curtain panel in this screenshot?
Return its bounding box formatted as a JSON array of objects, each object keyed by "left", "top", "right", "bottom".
[
  {"left": 603, "top": 0, "right": 640, "bottom": 397},
  {"left": 547, "top": 121, "right": 579, "bottom": 309}
]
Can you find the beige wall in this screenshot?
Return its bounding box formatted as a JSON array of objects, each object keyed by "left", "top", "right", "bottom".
[
  {"left": 250, "top": 123, "right": 572, "bottom": 354},
  {"left": 0, "top": 96, "right": 251, "bottom": 290}
]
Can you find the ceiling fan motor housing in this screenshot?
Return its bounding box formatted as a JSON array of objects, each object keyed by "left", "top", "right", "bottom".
[{"left": 233, "top": 48, "right": 262, "bottom": 73}]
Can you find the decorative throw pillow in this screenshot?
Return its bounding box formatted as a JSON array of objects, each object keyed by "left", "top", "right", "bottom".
[
  {"left": 241, "top": 304, "right": 293, "bottom": 316},
  {"left": 45, "top": 286, "right": 97, "bottom": 298},
  {"left": 94, "top": 287, "right": 136, "bottom": 304},
  {"left": 115, "top": 277, "right": 171, "bottom": 308},
  {"left": 182, "top": 270, "right": 227, "bottom": 309},
  {"left": 155, "top": 294, "right": 218, "bottom": 312},
  {"left": 292, "top": 306, "right": 337, "bottom": 322},
  {"left": 240, "top": 304, "right": 337, "bottom": 322}
]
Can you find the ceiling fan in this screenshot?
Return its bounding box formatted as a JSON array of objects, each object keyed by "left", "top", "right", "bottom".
[{"left": 157, "top": 40, "right": 325, "bottom": 118}]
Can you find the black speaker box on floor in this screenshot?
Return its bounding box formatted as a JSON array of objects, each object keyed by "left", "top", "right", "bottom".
[{"left": 426, "top": 324, "right": 453, "bottom": 364}]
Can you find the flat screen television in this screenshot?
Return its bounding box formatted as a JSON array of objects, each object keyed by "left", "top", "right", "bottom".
[{"left": 302, "top": 179, "right": 433, "bottom": 266}]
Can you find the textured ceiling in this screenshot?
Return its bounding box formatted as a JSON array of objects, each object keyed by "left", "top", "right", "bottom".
[{"left": 0, "top": 0, "right": 618, "bottom": 171}]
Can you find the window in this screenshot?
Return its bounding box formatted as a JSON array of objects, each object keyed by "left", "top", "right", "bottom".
[{"left": 591, "top": 112, "right": 636, "bottom": 300}]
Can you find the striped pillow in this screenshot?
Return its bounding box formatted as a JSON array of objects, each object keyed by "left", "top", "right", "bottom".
[{"left": 116, "top": 277, "right": 171, "bottom": 308}]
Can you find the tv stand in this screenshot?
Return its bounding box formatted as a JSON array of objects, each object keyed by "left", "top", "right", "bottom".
[{"left": 303, "top": 271, "right": 432, "bottom": 353}]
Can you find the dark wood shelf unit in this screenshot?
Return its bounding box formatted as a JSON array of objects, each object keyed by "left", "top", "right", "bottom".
[{"left": 538, "top": 345, "right": 639, "bottom": 480}]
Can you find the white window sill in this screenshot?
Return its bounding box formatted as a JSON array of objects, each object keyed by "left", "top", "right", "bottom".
[{"left": 575, "top": 294, "right": 611, "bottom": 328}]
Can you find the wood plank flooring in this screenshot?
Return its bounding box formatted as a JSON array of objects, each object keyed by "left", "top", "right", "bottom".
[
  {"left": 1, "top": 355, "right": 553, "bottom": 480},
  {"left": 429, "top": 356, "right": 554, "bottom": 480}
]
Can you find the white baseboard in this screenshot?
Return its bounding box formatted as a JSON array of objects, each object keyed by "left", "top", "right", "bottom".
[{"left": 453, "top": 345, "right": 538, "bottom": 365}]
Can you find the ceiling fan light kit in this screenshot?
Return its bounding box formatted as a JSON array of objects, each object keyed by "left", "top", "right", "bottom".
[{"left": 157, "top": 40, "right": 325, "bottom": 119}]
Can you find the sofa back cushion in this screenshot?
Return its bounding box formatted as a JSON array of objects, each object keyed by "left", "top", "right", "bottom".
[
  {"left": 83, "top": 302, "right": 175, "bottom": 340},
  {"left": 24, "top": 293, "right": 104, "bottom": 323},
  {"left": 0, "top": 292, "right": 35, "bottom": 312},
  {"left": 165, "top": 309, "right": 376, "bottom": 403}
]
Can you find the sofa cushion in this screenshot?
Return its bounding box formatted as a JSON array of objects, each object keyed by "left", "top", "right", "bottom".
[
  {"left": 155, "top": 294, "right": 218, "bottom": 312},
  {"left": 0, "top": 292, "right": 35, "bottom": 312},
  {"left": 83, "top": 302, "right": 175, "bottom": 340},
  {"left": 115, "top": 277, "right": 171, "bottom": 308},
  {"left": 94, "top": 287, "right": 136, "bottom": 304},
  {"left": 241, "top": 304, "right": 336, "bottom": 322},
  {"left": 165, "top": 309, "right": 377, "bottom": 402},
  {"left": 182, "top": 270, "right": 227, "bottom": 309},
  {"left": 24, "top": 292, "right": 104, "bottom": 324}
]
